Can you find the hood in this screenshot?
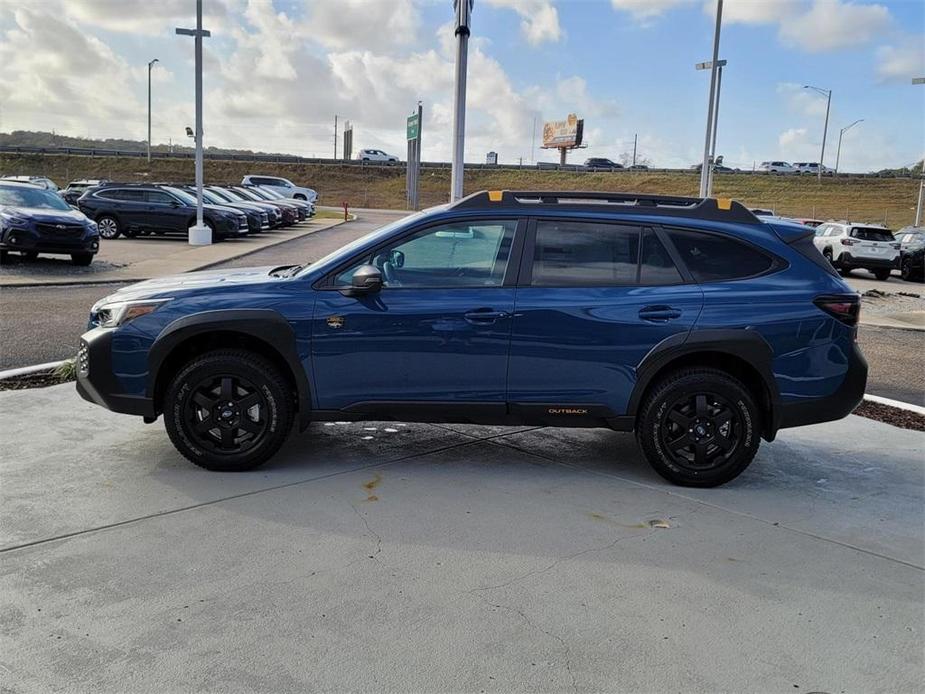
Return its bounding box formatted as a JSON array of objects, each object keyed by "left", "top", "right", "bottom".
[
  {"left": 2, "top": 206, "right": 90, "bottom": 224},
  {"left": 95, "top": 266, "right": 285, "bottom": 304}
]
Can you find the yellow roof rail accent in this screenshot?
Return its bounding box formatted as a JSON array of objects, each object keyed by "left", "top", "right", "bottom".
[
  {"left": 716, "top": 197, "right": 732, "bottom": 210},
  {"left": 488, "top": 190, "right": 503, "bottom": 202}
]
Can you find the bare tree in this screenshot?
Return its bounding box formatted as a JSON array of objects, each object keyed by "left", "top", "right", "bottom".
[{"left": 619, "top": 151, "right": 652, "bottom": 167}]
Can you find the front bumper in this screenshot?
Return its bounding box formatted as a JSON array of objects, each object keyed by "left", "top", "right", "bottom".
[
  {"left": 76, "top": 328, "right": 155, "bottom": 418},
  {"left": 1, "top": 228, "right": 99, "bottom": 255},
  {"left": 778, "top": 340, "right": 868, "bottom": 430}
]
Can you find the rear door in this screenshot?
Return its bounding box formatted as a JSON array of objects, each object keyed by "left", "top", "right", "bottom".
[{"left": 506, "top": 219, "right": 703, "bottom": 418}]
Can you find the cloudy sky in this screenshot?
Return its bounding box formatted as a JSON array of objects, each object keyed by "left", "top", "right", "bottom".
[{"left": 0, "top": 0, "right": 922, "bottom": 171}]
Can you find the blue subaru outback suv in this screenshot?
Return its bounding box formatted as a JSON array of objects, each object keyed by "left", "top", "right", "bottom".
[{"left": 76, "top": 191, "right": 866, "bottom": 487}]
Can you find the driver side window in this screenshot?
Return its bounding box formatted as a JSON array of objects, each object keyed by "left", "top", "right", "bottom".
[{"left": 334, "top": 220, "right": 517, "bottom": 288}]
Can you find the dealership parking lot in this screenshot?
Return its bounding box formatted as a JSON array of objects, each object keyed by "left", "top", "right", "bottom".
[{"left": 0, "top": 383, "right": 922, "bottom": 692}]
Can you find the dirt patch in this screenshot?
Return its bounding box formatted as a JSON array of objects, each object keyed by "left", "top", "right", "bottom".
[{"left": 853, "top": 400, "right": 925, "bottom": 431}]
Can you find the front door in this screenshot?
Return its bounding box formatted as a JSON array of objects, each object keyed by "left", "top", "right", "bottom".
[
  {"left": 507, "top": 220, "right": 703, "bottom": 417},
  {"left": 311, "top": 218, "right": 522, "bottom": 412}
]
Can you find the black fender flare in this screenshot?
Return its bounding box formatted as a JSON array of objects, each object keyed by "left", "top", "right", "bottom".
[
  {"left": 148, "top": 309, "right": 312, "bottom": 429},
  {"left": 626, "top": 329, "right": 781, "bottom": 440}
]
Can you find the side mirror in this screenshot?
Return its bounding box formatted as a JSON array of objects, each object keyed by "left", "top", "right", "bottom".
[{"left": 342, "top": 264, "right": 382, "bottom": 296}]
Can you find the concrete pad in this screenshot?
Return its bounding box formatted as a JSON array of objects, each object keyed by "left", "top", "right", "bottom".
[{"left": 0, "top": 385, "right": 923, "bottom": 692}]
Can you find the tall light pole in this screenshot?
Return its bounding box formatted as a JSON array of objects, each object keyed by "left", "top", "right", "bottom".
[
  {"left": 450, "top": 0, "right": 473, "bottom": 202},
  {"left": 834, "top": 119, "right": 863, "bottom": 176},
  {"left": 804, "top": 85, "right": 832, "bottom": 182},
  {"left": 696, "top": 59, "right": 726, "bottom": 197},
  {"left": 176, "top": 0, "right": 211, "bottom": 245},
  {"left": 699, "top": 0, "right": 723, "bottom": 197},
  {"left": 914, "top": 78, "right": 924, "bottom": 226},
  {"left": 147, "top": 58, "right": 159, "bottom": 163}
]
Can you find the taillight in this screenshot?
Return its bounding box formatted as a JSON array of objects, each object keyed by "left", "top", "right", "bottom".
[
  {"left": 840, "top": 238, "right": 856, "bottom": 246},
  {"left": 891, "top": 242, "right": 901, "bottom": 250},
  {"left": 814, "top": 295, "right": 860, "bottom": 327}
]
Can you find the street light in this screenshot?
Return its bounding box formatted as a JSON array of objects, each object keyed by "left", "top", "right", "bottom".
[
  {"left": 147, "top": 58, "right": 159, "bottom": 163},
  {"left": 698, "top": 0, "right": 723, "bottom": 198},
  {"left": 804, "top": 85, "right": 832, "bottom": 182},
  {"left": 696, "top": 59, "right": 727, "bottom": 197},
  {"left": 450, "top": 0, "right": 473, "bottom": 202},
  {"left": 834, "top": 119, "right": 863, "bottom": 176},
  {"left": 176, "top": 0, "right": 211, "bottom": 245}
]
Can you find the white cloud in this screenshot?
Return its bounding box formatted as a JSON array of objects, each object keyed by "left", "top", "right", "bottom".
[
  {"left": 307, "top": 0, "right": 420, "bottom": 52},
  {"left": 777, "top": 82, "right": 829, "bottom": 118},
  {"left": 713, "top": 0, "right": 803, "bottom": 24},
  {"left": 779, "top": 127, "right": 809, "bottom": 148},
  {"left": 483, "top": 0, "right": 562, "bottom": 45},
  {"left": 777, "top": 0, "right": 892, "bottom": 52},
  {"left": 59, "top": 0, "right": 237, "bottom": 36},
  {"left": 876, "top": 38, "right": 925, "bottom": 82},
  {"left": 609, "top": 0, "right": 688, "bottom": 22}
]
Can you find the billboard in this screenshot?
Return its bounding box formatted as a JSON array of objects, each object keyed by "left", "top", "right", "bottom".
[{"left": 542, "top": 114, "right": 584, "bottom": 149}]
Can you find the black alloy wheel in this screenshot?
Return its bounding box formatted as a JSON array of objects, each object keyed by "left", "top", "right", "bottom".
[
  {"left": 185, "top": 374, "right": 269, "bottom": 455},
  {"left": 658, "top": 392, "right": 741, "bottom": 471}
]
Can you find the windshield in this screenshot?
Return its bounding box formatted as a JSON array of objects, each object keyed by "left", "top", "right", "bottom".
[
  {"left": 215, "top": 188, "right": 246, "bottom": 202},
  {"left": 232, "top": 188, "right": 261, "bottom": 201},
  {"left": 851, "top": 227, "right": 894, "bottom": 242},
  {"left": 163, "top": 187, "right": 198, "bottom": 205},
  {"left": 0, "top": 185, "right": 71, "bottom": 211},
  {"left": 297, "top": 210, "right": 428, "bottom": 277},
  {"left": 241, "top": 187, "right": 271, "bottom": 200},
  {"left": 258, "top": 187, "right": 282, "bottom": 199}
]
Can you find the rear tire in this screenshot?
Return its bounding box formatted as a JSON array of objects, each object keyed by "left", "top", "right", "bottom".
[
  {"left": 823, "top": 248, "right": 834, "bottom": 266},
  {"left": 163, "top": 350, "right": 294, "bottom": 471},
  {"left": 70, "top": 253, "right": 93, "bottom": 266},
  {"left": 0, "top": 250, "right": 9, "bottom": 264},
  {"left": 872, "top": 268, "right": 891, "bottom": 281},
  {"left": 637, "top": 368, "right": 761, "bottom": 487},
  {"left": 22, "top": 251, "right": 38, "bottom": 261}
]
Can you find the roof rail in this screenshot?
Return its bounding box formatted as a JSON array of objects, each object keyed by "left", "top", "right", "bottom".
[{"left": 450, "top": 190, "right": 761, "bottom": 224}]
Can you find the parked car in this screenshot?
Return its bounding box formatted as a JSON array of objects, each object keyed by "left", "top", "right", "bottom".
[
  {"left": 240, "top": 175, "right": 316, "bottom": 202},
  {"left": 248, "top": 185, "right": 315, "bottom": 217},
  {"left": 206, "top": 186, "right": 285, "bottom": 228},
  {"left": 691, "top": 163, "right": 736, "bottom": 173},
  {"left": 795, "top": 218, "right": 825, "bottom": 228},
  {"left": 895, "top": 226, "right": 924, "bottom": 282},
  {"left": 231, "top": 186, "right": 305, "bottom": 222},
  {"left": 750, "top": 208, "right": 776, "bottom": 217},
  {"left": 160, "top": 186, "right": 264, "bottom": 235},
  {"left": 812, "top": 221, "right": 899, "bottom": 280},
  {"left": 793, "top": 162, "right": 833, "bottom": 176},
  {"left": 178, "top": 186, "right": 271, "bottom": 232},
  {"left": 77, "top": 183, "right": 249, "bottom": 240},
  {"left": 0, "top": 175, "right": 59, "bottom": 191},
  {"left": 757, "top": 161, "right": 798, "bottom": 175},
  {"left": 357, "top": 149, "right": 399, "bottom": 164},
  {"left": 76, "top": 189, "right": 866, "bottom": 488},
  {"left": 583, "top": 158, "right": 623, "bottom": 171},
  {"left": 62, "top": 179, "right": 108, "bottom": 206},
  {"left": 0, "top": 181, "right": 99, "bottom": 265},
  {"left": 628, "top": 164, "right": 649, "bottom": 171}
]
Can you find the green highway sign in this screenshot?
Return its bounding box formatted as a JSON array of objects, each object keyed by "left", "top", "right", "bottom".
[{"left": 407, "top": 113, "right": 419, "bottom": 141}]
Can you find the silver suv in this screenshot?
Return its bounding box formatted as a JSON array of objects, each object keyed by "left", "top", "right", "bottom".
[
  {"left": 240, "top": 175, "right": 316, "bottom": 202},
  {"left": 813, "top": 221, "right": 899, "bottom": 280}
]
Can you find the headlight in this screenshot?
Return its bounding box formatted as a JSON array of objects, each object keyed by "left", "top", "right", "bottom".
[
  {"left": 92, "top": 298, "right": 171, "bottom": 328},
  {"left": 0, "top": 212, "right": 29, "bottom": 229}
]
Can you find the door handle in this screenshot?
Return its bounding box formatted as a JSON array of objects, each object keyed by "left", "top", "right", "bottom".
[
  {"left": 639, "top": 305, "right": 682, "bottom": 322},
  {"left": 464, "top": 309, "right": 510, "bottom": 324}
]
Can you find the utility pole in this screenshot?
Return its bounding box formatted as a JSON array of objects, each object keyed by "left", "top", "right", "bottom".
[
  {"left": 834, "top": 119, "right": 863, "bottom": 176},
  {"left": 531, "top": 115, "right": 537, "bottom": 164},
  {"left": 696, "top": 58, "right": 727, "bottom": 196},
  {"left": 334, "top": 115, "right": 338, "bottom": 160},
  {"left": 147, "top": 58, "right": 159, "bottom": 163},
  {"left": 914, "top": 78, "right": 924, "bottom": 226},
  {"left": 699, "top": 0, "right": 723, "bottom": 197},
  {"left": 176, "top": 0, "right": 211, "bottom": 245},
  {"left": 450, "top": 0, "right": 473, "bottom": 201},
  {"left": 804, "top": 85, "right": 832, "bottom": 182}
]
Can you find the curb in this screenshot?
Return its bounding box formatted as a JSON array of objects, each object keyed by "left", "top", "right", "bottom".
[
  {"left": 0, "top": 361, "right": 68, "bottom": 380},
  {"left": 863, "top": 394, "right": 925, "bottom": 416},
  {"left": 0, "top": 217, "right": 350, "bottom": 289}
]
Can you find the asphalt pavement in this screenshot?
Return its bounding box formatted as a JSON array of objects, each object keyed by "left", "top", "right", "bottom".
[{"left": 0, "top": 383, "right": 922, "bottom": 692}]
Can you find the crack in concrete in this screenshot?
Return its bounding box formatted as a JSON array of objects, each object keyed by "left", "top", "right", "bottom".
[{"left": 350, "top": 502, "right": 383, "bottom": 563}]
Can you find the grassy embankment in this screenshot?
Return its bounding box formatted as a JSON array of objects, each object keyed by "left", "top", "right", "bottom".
[{"left": 2, "top": 152, "right": 920, "bottom": 227}]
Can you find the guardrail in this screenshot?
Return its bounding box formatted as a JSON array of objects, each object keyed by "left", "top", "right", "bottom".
[{"left": 0, "top": 145, "right": 917, "bottom": 178}]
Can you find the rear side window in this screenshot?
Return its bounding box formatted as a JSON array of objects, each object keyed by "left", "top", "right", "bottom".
[
  {"left": 639, "top": 230, "right": 683, "bottom": 285},
  {"left": 666, "top": 228, "right": 774, "bottom": 282},
  {"left": 850, "top": 227, "right": 893, "bottom": 242},
  {"left": 532, "top": 221, "right": 640, "bottom": 286}
]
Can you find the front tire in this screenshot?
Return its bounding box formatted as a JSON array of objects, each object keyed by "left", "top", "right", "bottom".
[
  {"left": 872, "top": 268, "right": 891, "bottom": 281},
  {"left": 97, "top": 215, "right": 121, "bottom": 239},
  {"left": 71, "top": 253, "right": 93, "bottom": 266},
  {"left": 637, "top": 368, "right": 761, "bottom": 487},
  {"left": 163, "top": 350, "right": 295, "bottom": 471}
]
